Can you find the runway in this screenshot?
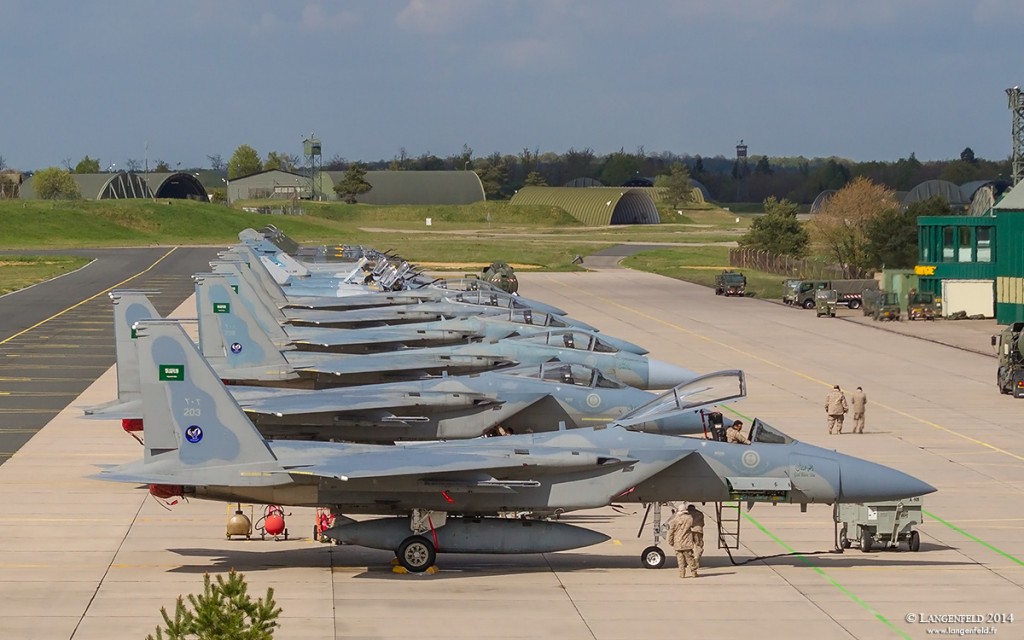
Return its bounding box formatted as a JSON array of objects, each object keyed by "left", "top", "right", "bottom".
[
  {"left": 0, "top": 255, "right": 1020, "bottom": 639},
  {"left": 0, "top": 247, "right": 221, "bottom": 465}
]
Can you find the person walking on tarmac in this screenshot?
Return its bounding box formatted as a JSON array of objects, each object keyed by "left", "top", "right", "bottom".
[
  {"left": 686, "top": 504, "right": 705, "bottom": 569},
  {"left": 851, "top": 386, "right": 867, "bottom": 434},
  {"left": 825, "top": 385, "right": 849, "bottom": 435},
  {"left": 667, "top": 507, "right": 698, "bottom": 578}
]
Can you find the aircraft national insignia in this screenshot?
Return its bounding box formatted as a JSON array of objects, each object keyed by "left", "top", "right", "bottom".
[
  {"left": 158, "top": 364, "right": 184, "bottom": 381},
  {"left": 213, "top": 302, "right": 230, "bottom": 314},
  {"left": 742, "top": 450, "right": 760, "bottom": 468},
  {"left": 586, "top": 393, "right": 601, "bottom": 408},
  {"left": 184, "top": 425, "right": 203, "bottom": 443},
  {"left": 230, "top": 342, "right": 243, "bottom": 354}
]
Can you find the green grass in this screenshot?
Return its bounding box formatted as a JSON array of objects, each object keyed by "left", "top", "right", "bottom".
[
  {"left": 622, "top": 247, "right": 786, "bottom": 300},
  {"left": 0, "top": 198, "right": 753, "bottom": 289},
  {"left": 0, "top": 255, "right": 90, "bottom": 295}
]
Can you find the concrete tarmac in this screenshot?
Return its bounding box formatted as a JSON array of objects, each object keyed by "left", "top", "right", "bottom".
[{"left": 0, "top": 256, "right": 1021, "bottom": 639}]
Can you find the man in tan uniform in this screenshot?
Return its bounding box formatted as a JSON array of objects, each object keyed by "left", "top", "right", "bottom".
[
  {"left": 850, "top": 386, "right": 867, "bottom": 433},
  {"left": 686, "top": 504, "right": 705, "bottom": 569},
  {"left": 825, "top": 385, "right": 848, "bottom": 435},
  {"left": 726, "top": 420, "right": 751, "bottom": 444},
  {"left": 667, "top": 508, "right": 697, "bottom": 578}
]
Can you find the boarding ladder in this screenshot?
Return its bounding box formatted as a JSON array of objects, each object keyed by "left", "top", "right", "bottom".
[{"left": 716, "top": 500, "right": 742, "bottom": 550}]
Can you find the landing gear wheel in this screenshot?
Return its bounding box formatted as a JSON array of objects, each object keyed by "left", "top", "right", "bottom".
[
  {"left": 839, "top": 526, "right": 851, "bottom": 549},
  {"left": 909, "top": 530, "right": 921, "bottom": 552},
  {"left": 860, "top": 531, "right": 872, "bottom": 553},
  {"left": 641, "top": 545, "right": 666, "bottom": 569},
  {"left": 397, "top": 535, "right": 436, "bottom": 573}
]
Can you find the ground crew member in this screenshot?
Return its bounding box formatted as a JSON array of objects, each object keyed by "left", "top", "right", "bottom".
[
  {"left": 726, "top": 419, "right": 751, "bottom": 444},
  {"left": 825, "top": 385, "right": 848, "bottom": 435},
  {"left": 851, "top": 386, "right": 867, "bottom": 433},
  {"left": 686, "top": 504, "right": 705, "bottom": 569},
  {"left": 667, "top": 508, "right": 697, "bottom": 578}
]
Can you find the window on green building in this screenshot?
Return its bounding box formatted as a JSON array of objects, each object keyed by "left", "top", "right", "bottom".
[
  {"left": 976, "top": 227, "right": 992, "bottom": 262},
  {"left": 942, "top": 226, "right": 954, "bottom": 262},
  {"left": 958, "top": 227, "right": 972, "bottom": 262}
]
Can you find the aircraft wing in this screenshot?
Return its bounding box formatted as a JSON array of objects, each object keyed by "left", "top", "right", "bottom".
[
  {"left": 239, "top": 389, "right": 503, "bottom": 417},
  {"left": 276, "top": 441, "right": 639, "bottom": 482},
  {"left": 288, "top": 353, "right": 515, "bottom": 377}
]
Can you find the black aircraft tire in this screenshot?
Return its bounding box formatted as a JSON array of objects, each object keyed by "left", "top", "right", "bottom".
[
  {"left": 641, "top": 545, "right": 666, "bottom": 569},
  {"left": 397, "top": 535, "right": 436, "bottom": 572},
  {"left": 860, "top": 531, "right": 872, "bottom": 553},
  {"left": 909, "top": 530, "right": 921, "bottom": 552}
]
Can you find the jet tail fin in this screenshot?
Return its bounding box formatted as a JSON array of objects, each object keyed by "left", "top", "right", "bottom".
[
  {"left": 80, "top": 290, "right": 161, "bottom": 418},
  {"left": 196, "top": 276, "right": 297, "bottom": 381},
  {"left": 102, "top": 319, "right": 287, "bottom": 485}
]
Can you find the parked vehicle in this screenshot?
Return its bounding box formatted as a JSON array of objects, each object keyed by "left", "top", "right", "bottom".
[
  {"left": 907, "top": 290, "right": 939, "bottom": 321},
  {"left": 863, "top": 290, "right": 901, "bottom": 321},
  {"left": 787, "top": 279, "right": 879, "bottom": 310},
  {"left": 993, "top": 323, "right": 1024, "bottom": 397},
  {"left": 715, "top": 270, "right": 747, "bottom": 296},
  {"left": 815, "top": 289, "right": 838, "bottom": 317}
]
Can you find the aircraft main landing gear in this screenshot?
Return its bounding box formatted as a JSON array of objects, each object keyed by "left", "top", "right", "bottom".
[{"left": 396, "top": 535, "right": 437, "bottom": 573}]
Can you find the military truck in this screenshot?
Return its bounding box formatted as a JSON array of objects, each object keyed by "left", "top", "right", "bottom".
[
  {"left": 478, "top": 261, "right": 518, "bottom": 294},
  {"left": 862, "top": 290, "right": 901, "bottom": 321},
  {"left": 788, "top": 279, "right": 879, "bottom": 310},
  {"left": 714, "top": 270, "right": 747, "bottom": 296},
  {"left": 781, "top": 279, "right": 801, "bottom": 305},
  {"left": 992, "top": 323, "right": 1024, "bottom": 397},
  {"left": 907, "top": 290, "right": 939, "bottom": 321}
]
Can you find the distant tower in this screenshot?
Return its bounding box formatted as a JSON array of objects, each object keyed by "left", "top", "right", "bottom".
[
  {"left": 734, "top": 140, "right": 749, "bottom": 202},
  {"left": 1008, "top": 88, "right": 1024, "bottom": 186},
  {"left": 303, "top": 134, "right": 322, "bottom": 200}
]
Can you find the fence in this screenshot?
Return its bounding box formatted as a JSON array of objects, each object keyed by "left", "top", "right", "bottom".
[{"left": 729, "top": 248, "right": 845, "bottom": 280}]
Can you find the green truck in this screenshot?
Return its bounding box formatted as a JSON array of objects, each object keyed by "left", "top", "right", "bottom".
[
  {"left": 992, "top": 323, "right": 1024, "bottom": 397},
  {"left": 862, "top": 290, "right": 901, "bottom": 321},
  {"left": 784, "top": 279, "right": 879, "bottom": 310},
  {"left": 714, "top": 270, "right": 746, "bottom": 296}
]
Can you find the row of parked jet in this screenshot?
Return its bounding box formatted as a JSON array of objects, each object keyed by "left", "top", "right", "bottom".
[{"left": 88, "top": 226, "right": 935, "bottom": 572}]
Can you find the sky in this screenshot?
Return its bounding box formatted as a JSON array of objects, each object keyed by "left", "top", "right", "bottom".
[{"left": 3, "top": 0, "right": 1023, "bottom": 172}]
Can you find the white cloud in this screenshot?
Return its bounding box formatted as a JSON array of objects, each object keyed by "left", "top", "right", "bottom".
[
  {"left": 395, "top": 0, "right": 481, "bottom": 35},
  {"left": 301, "top": 3, "right": 357, "bottom": 32}
]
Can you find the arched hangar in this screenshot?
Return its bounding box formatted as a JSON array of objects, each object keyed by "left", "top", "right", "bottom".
[
  {"left": 510, "top": 186, "right": 661, "bottom": 225},
  {"left": 20, "top": 171, "right": 209, "bottom": 201}
]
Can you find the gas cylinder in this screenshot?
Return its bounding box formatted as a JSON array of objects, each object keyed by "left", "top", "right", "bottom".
[
  {"left": 226, "top": 509, "right": 252, "bottom": 539},
  {"left": 264, "top": 506, "right": 286, "bottom": 537}
]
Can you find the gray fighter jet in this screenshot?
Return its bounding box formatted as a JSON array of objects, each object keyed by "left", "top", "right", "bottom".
[
  {"left": 198, "top": 280, "right": 694, "bottom": 389},
  {"left": 83, "top": 291, "right": 730, "bottom": 444},
  {"left": 198, "top": 268, "right": 645, "bottom": 355},
  {"left": 96, "top": 320, "right": 936, "bottom": 572}
]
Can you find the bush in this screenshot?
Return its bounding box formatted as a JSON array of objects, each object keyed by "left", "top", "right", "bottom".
[{"left": 147, "top": 570, "right": 281, "bottom": 640}]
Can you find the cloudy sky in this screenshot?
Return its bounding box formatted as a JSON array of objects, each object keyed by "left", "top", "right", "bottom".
[{"left": 3, "top": 0, "right": 1022, "bottom": 171}]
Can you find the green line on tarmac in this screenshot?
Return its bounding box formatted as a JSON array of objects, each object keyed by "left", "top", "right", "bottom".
[
  {"left": 720, "top": 407, "right": 909, "bottom": 638},
  {"left": 742, "top": 512, "right": 911, "bottom": 639},
  {"left": 924, "top": 510, "right": 1024, "bottom": 567}
]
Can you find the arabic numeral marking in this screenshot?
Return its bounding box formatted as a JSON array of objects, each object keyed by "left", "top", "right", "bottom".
[{"left": 183, "top": 407, "right": 201, "bottom": 417}]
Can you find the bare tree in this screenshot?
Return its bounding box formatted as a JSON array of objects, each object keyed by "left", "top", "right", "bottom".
[
  {"left": 125, "top": 158, "right": 141, "bottom": 172},
  {"left": 207, "top": 153, "right": 225, "bottom": 171},
  {"left": 808, "top": 177, "right": 899, "bottom": 278}
]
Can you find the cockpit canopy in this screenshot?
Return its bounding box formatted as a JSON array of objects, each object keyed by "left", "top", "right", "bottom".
[
  {"left": 508, "top": 329, "right": 618, "bottom": 353},
  {"left": 748, "top": 418, "right": 794, "bottom": 445},
  {"left": 613, "top": 370, "right": 746, "bottom": 430},
  {"left": 503, "top": 362, "right": 626, "bottom": 389}
]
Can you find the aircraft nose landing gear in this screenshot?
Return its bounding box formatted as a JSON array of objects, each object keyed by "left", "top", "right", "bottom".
[{"left": 638, "top": 502, "right": 676, "bottom": 569}]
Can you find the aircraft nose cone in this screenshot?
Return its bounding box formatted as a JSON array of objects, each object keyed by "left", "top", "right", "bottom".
[
  {"left": 839, "top": 456, "right": 936, "bottom": 502},
  {"left": 645, "top": 359, "right": 698, "bottom": 390}
]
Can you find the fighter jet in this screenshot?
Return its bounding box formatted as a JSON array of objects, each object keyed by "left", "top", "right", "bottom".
[
  {"left": 198, "top": 280, "right": 694, "bottom": 388},
  {"left": 83, "top": 291, "right": 731, "bottom": 443},
  {"left": 96, "top": 320, "right": 936, "bottom": 572},
  {"left": 198, "top": 269, "right": 644, "bottom": 355}
]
